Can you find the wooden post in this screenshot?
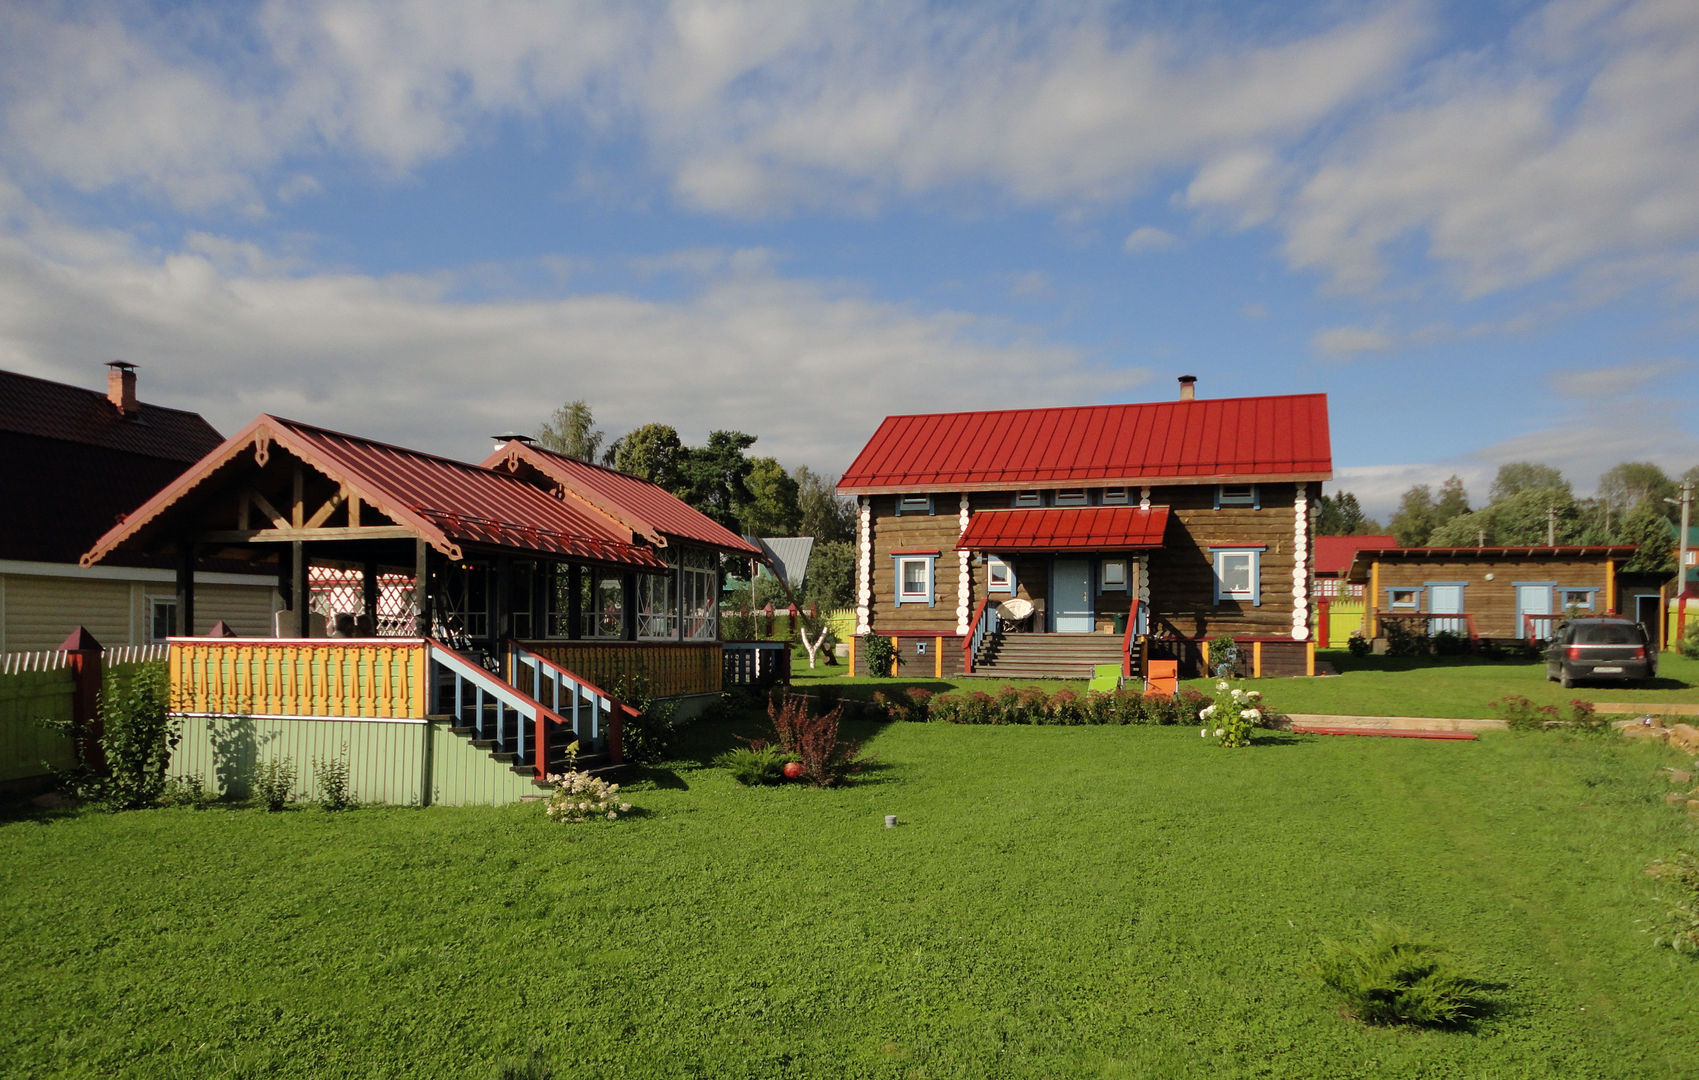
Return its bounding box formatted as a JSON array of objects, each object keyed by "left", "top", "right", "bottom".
[
  {"left": 1252, "top": 640, "right": 1263, "bottom": 678},
  {"left": 622, "top": 573, "right": 638, "bottom": 642},
  {"left": 847, "top": 634, "right": 857, "bottom": 678},
  {"left": 412, "top": 539, "right": 430, "bottom": 638},
  {"left": 1604, "top": 559, "right": 1616, "bottom": 614},
  {"left": 174, "top": 545, "right": 196, "bottom": 637},
  {"left": 1305, "top": 640, "right": 1315, "bottom": 677},
  {"left": 495, "top": 556, "right": 513, "bottom": 647},
  {"left": 60, "top": 627, "right": 104, "bottom": 773},
  {"left": 362, "top": 559, "right": 379, "bottom": 631},
  {"left": 293, "top": 540, "right": 309, "bottom": 637},
  {"left": 607, "top": 700, "right": 624, "bottom": 765},
  {"left": 934, "top": 636, "right": 943, "bottom": 678},
  {"left": 1317, "top": 599, "right": 1330, "bottom": 648},
  {"left": 567, "top": 565, "right": 583, "bottom": 640},
  {"left": 1368, "top": 560, "right": 1381, "bottom": 638}
]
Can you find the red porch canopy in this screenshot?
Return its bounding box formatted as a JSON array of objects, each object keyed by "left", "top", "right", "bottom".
[{"left": 956, "top": 506, "right": 1170, "bottom": 553}]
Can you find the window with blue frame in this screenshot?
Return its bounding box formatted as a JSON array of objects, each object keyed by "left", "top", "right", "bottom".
[
  {"left": 1386, "top": 587, "right": 1422, "bottom": 610},
  {"left": 896, "top": 494, "right": 933, "bottom": 515},
  {"left": 1012, "top": 492, "right": 1043, "bottom": 507},
  {"left": 1560, "top": 587, "right": 1597, "bottom": 612},
  {"left": 987, "top": 555, "right": 1013, "bottom": 593},
  {"left": 1100, "top": 559, "right": 1128, "bottom": 591},
  {"left": 1100, "top": 487, "right": 1129, "bottom": 505},
  {"left": 1053, "top": 489, "right": 1088, "bottom": 506},
  {"left": 1215, "top": 484, "right": 1260, "bottom": 509},
  {"left": 1210, "top": 548, "right": 1261, "bottom": 604},
  {"left": 893, "top": 553, "right": 939, "bottom": 606}
]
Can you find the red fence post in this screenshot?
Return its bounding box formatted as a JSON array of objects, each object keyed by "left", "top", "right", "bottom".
[
  {"left": 59, "top": 627, "right": 104, "bottom": 774},
  {"left": 1317, "top": 600, "right": 1330, "bottom": 649}
]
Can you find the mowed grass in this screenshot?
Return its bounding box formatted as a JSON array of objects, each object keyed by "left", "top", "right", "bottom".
[
  {"left": 1220, "top": 651, "right": 1699, "bottom": 720},
  {"left": 4, "top": 721, "right": 1699, "bottom": 1079}
]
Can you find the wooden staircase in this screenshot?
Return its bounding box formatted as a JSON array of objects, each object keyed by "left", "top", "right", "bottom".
[{"left": 972, "top": 633, "right": 1132, "bottom": 681}]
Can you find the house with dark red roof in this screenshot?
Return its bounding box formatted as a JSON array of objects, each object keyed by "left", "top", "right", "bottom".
[
  {"left": 836, "top": 376, "right": 1333, "bottom": 680},
  {"left": 0, "top": 364, "right": 280, "bottom": 652}
]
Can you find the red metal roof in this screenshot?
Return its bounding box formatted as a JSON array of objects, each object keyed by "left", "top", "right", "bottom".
[
  {"left": 837, "top": 393, "right": 1331, "bottom": 494},
  {"left": 483, "top": 442, "right": 762, "bottom": 556},
  {"left": 1342, "top": 545, "right": 1641, "bottom": 583},
  {"left": 82, "top": 416, "right": 667, "bottom": 570},
  {"left": 956, "top": 506, "right": 1170, "bottom": 552},
  {"left": 1313, "top": 535, "right": 1397, "bottom": 577}
]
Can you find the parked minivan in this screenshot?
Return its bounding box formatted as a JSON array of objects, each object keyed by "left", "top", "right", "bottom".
[{"left": 1544, "top": 617, "right": 1657, "bottom": 688}]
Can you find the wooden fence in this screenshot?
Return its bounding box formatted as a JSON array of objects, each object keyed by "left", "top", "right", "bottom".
[
  {"left": 168, "top": 639, "right": 428, "bottom": 718},
  {"left": 515, "top": 640, "right": 722, "bottom": 698},
  {"left": 1, "top": 641, "right": 172, "bottom": 790}
]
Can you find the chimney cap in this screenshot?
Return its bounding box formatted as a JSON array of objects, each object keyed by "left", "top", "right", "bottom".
[
  {"left": 491, "top": 433, "right": 535, "bottom": 444},
  {"left": 1177, "top": 374, "right": 1198, "bottom": 401},
  {"left": 106, "top": 360, "right": 137, "bottom": 371},
  {"left": 1178, "top": 374, "right": 1197, "bottom": 385}
]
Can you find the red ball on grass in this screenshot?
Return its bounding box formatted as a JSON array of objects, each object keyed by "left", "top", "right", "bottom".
[{"left": 782, "top": 761, "right": 805, "bottom": 780}]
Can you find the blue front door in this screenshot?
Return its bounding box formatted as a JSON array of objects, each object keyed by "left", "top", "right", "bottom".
[{"left": 1053, "top": 560, "right": 1093, "bottom": 632}]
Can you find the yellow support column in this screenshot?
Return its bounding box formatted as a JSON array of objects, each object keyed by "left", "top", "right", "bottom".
[
  {"left": 1369, "top": 561, "right": 1381, "bottom": 638},
  {"left": 1252, "top": 640, "right": 1263, "bottom": 678},
  {"left": 847, "top": 635, "right": 856, "bottom": 678},
  {"left": 1305, "top": 640, "right": 1315, "bottom": 677},
  {"left": 1605, "top": 559, "right": 1616, "bottom": 614},
  {"left": 934, "top": 636, "right": 943, "bottom": 678}
]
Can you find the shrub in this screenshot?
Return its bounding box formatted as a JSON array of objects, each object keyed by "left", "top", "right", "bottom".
[
  {"left": 1047, "top": 689, "right": 1085, "bottom": 725},
  {"left": 904, "top": 687, "right": 935, "bottom": 721},
  {"left": 1382, "top": 620, "right": 1431, "bottom": 657},
  {"left": 1311, "top": 924, "right": 1482, "bottom": 1028},
  {"left": 1198, "top": 678, "right": 1264, "bottom": 748},
  {"left": 1491, "top": 696, "right": 1603, "bottom": 733},
  {"left": 1208, "top": 633, "right": 1241, "bottom": 677},
  {"left": 1347, "top": 631, "right": 1372, "bottom": 657},
  {"left": 1432, "top": 630, "right": 1469, "bottom": 656},
  {"left": 714, "top": 745, "right": 791, "bottom": 786},
  {"left": 312, "top": 747, "right": 356, "bottom": 811},
  {"left": 545, "top": 756, "right": 631, "bottom": 823},
  {"left": 1680, "top": 620, "right": 1699, "bottom": 661},
  {"left": 253, "top": 758, "right": 297, "bottom": 811},
  {"left": 860, "top": 633, "right": 898, "bottom": 677},
  {"left": 767, "top": 692, "right": 870, "bottom": 787},
  {"left": 614, "top": 670, "right": 682, "bottom": 766},
  {"left": 1646, "top": 852, "right": 1699, "bottom": 954},
  {"left": 158, "top": 774, "right": 215, "bottom": 810},
  {"left": 47, "top": 662, "right": 180, "bottom": 810}
]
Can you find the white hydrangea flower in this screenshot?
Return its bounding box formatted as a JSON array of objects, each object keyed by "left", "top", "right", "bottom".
[
  {"left": 1216, "top": 680, "right": 1230, "bottom": 691},
  {"left": 1201, "top": 727, "right": 1209, "bottom": 737},
  {"left": 1240, "top": 708, "right": 1260, "bottom": 720},
  {"left": 1213, "top": 728, "right": 1224, "bottom": 738}
]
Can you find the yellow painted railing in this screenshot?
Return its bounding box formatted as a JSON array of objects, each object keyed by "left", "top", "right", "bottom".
[
  {"left": 169, "top": 639, "right": 428, "bottom": 718},
  {"left": 516, "top": 640, "right": 722, "bottom": 698}
]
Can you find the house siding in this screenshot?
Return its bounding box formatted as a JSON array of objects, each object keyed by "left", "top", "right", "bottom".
[
  {"left": 1367, "top": 556, "right": 1619, "bottom": 639},
  {"left": 0, "top": 568, "right": 280, "bottom": 653}
]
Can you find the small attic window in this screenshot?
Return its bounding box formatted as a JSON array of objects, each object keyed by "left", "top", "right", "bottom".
[
  {"left": 896, "top": 494, "right": 933, "bottom": 515},
  {"left": 1053, "top": 489, "right": 1088, "bottom": 506},
  {"left": 1100, "top": 488, "right": 1128, "bottom": 505},
  {"left": 1012, "top": 492, "right": 1043, "bottom": 507},
  {"left": 1216, "top": 485, "right": 1259, "bottom": 509}
]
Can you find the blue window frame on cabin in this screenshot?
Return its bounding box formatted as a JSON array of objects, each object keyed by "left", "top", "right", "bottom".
[
  {"left": 1011, "top": 491, "right": 1043, "bottom": 507},
  {"left": 1053, "top": 489, "right": 1089, "bottom": 506},
  {"left": 987, "top": 555, "right": 1014, "bottom": 593},
  {"left": 893, "top": 553, "right": 939, "bottom": 607},
  {"left": 1214, "top": 485, "right": 1260, "bottom": 509},
  {"left": 895, "top": 494, "right": 934, "bottom": 516},
  {"left": 1559, "top": 587, "right": 1598, "bottom": 612},
  {"left": 1100, "top": 488, "right": 1129, "bottom": 505},
  {"left": 1099, "top": 559, "right": 1129, "bottom": 592},
  {"left": 1385, "top": 586, "right": 1423, "bottom": 610},
  {"left": 1209, "top": 547, "right": 1262, "bottom": 605}
]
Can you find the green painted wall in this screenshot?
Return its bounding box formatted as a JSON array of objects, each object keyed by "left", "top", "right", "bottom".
[
  {"left": 0, "top": 668, "right": 74, "bottom": 785},
  {"left": 172, "top": 715, "right": 541, "bottom": 807}
]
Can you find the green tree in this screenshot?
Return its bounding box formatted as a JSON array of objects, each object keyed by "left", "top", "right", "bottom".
[
  {"left": 739, "top": 456, "right": 802, "bottom": 537},
  {"left": 1428, "top": 510, "right": 1492, "bottom": 547},
  {"left": 1389, "top": 484, "right": 1436, "bottom": 546},
  {"left": 795, "top": 466, "right": 855, "bottom": 543},
  {"left": 675, "top": 430, "right": 757, "bottom": 532},
  {"left": 1490, "top": 462, "right": 1569, "bottom": 502},
  {"left": 1597, "top": 462, "right": 1675, "bottom": 525},
  {"left": 612, "top": 423, "right": 685, "bottom": 488},
  {"left": 1619, "top": 498, "right": 1677, "bottom": 574},
  {"left": 536, "top": 400, "right": 604, "bottom": 462},
  {"left": 801, "top": 539, "right": 854, "bottom": 609},
  {"left": 1433, "top": 475, "right": 1470, "bottom": 525},
  {"left": 1316, "top": 491, "right": 1381, "bottom": 536}
]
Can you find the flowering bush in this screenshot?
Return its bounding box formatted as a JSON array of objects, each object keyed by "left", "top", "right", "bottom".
[
  {"left": 544, "top": 742, "right": 632, "bottom": 823},
  {"left": 767, "top": 693, "right": 870, "bottom": 787},
  {"left": 1199, "top": 679, "right": 1264, "bottom": 747}
]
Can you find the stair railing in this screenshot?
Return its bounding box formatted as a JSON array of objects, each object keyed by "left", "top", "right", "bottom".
[
  {"left": 1121, "top": 598, "right": 1142, "bottom": 678},
  {"left": 508, "top": 641, "right": 635, "bottom": 766},
  {"left": 426, "top": 638, "right": 575, "bottom": 780},
  {"left": 962, "top": 599, "right": 999, "bottom": 675}
]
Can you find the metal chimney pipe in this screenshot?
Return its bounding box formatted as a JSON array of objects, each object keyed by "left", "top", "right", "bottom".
[{"left": 1178, "top": 375, "right": 1197, "bottom": 401}]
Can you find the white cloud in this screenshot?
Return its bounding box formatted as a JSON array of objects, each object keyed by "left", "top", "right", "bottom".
[
  {"left": 1311, "top": 325, "right": 1393, "bottom": 360},
  {"left": 1276, "top": 0, "right": 1699, "bottom": 296},
  {"left": 1006, "top": 270, "right": 1051, "bottom": 298},
  {"left": 0, "top": 2, "right": 1424, "bottom": 216},
  {"left": 1122, "top": 227, "right": 1175, "bottom": 254},
  {"left": 0, "top": 209, "right": 1144, "bottom": 471},
  {"left": 1549, "top": 359, "right": 1686, "bottom": 399}
]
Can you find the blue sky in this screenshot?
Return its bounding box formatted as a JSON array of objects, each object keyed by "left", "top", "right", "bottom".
[{"left": 1, "top": 0, "right": 1695, "bottom": 519}]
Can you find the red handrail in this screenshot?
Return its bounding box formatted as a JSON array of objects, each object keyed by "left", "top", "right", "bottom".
[
  {"left": 1121, "top": 598, "right": 1140, "bottom": 678},
  {"left": 963, "top": 598, "right": 991, "bottom": 675}
]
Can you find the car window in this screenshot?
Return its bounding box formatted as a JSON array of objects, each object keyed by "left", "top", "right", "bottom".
[{"left": 1573, "top": 623, "right": 1640, "bottom": 645}]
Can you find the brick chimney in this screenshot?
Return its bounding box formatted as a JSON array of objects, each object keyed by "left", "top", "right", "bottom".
[
  {"left": 1178, "top": 374, "right": 1197, "bottom": 401},
  {"left": 106, "top": 361, "right": 138, "bottom": 417}
]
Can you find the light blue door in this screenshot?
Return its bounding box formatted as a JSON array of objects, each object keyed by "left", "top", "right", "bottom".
[
  {"left": 1429, "top": 583, "right": 1464, "bottom": 636},
  {"left": 1053, "top": 560, "right": 1093, "bottom": 633},
  {"left": 1514, "top": 583, "right": 1553, "bottom": 640}
]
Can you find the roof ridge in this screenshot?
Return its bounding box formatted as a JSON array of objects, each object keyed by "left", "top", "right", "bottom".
[
  {"left": 867, "top": 391, "right": 1327, "bottom": 424},
  {"left": 0, "top": 367, "right": 213, "bottom": 425}
]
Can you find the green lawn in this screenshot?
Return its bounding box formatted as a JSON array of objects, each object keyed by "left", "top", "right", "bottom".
[
  {"left": 5, "top": 719, "right": 1699, "bottom": 1078},
  {"left": 794, "top": 646, "right": 1699, "bottom": 720}
]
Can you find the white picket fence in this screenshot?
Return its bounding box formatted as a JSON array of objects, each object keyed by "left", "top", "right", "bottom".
[
  {"left": 0, "top": 650, "right": 68, "bottom": 676},
  {"left": 0, "top": 642, "right": 169, "bottom": 676}
]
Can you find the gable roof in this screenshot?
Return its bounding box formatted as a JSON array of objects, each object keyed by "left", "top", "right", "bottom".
[
  {"left": 836, "top": 393, "right": 1332, "bottom": 494},
  {"left": 750, "top": 537, "right": 815, "bottom": 584},
  {"left": 0, "top": 367, "right": 222, "bottom": 462},
  {"left": 482, "top": 441, "right": 762, "bottom": 556},
  {"left": 83, "top": 415, "right": 667, "bottom": 570},
  {"left": 0, "top": 368, "right": 226, "bottom": 564},
  {"left": 1313, "top": 535, "right": 1397, "bottom": 577},
  {"left": 956, "top": 506, "right": 1170, "bottom": 552}
]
